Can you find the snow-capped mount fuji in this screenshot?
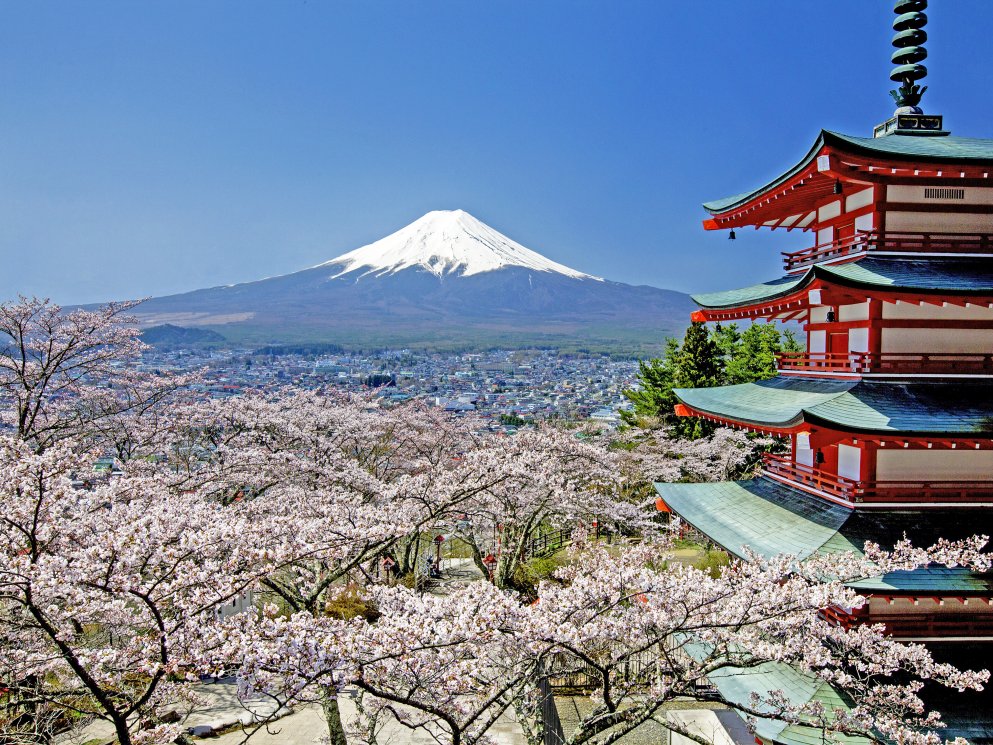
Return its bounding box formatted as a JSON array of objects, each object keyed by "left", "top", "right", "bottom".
[
  {"left": 321, "top": 209, "right": 600, "bottom": 281},
  {"left": 130, "top": 210, "right": 695, "bottom": 352}
]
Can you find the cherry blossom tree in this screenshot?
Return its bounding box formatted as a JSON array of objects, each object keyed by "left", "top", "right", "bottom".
[
  {"left": 0, "top": 298, "right": 146, "bottom": 445},
  {"left": 2, "top": 297, "right": 989, "bottom": 745},
  {"left": 445, "top": 427, "right": 646, "bottom": 590},
  {"left": 216, "top": 532, "right": 990, "bottom": 745},
  {"left": 0, "top": 436, "right": 290, "bottom": 745},
  {"left": 519, "top": 536, "right": 990, "bottom": 745}
]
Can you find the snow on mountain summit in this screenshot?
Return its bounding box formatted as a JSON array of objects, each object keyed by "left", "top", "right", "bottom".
[{"left": 320, "top": 210, "right": 601, "bottom": 281}]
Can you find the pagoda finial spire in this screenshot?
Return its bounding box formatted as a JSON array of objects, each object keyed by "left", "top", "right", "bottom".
[{"left": 889, "top": 0, "right": 928, "bottom": 112}]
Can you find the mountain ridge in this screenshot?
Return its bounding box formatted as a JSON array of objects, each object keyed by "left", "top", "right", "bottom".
[{"left": 126, "top": 210, "right": 695, "bottom": 353}]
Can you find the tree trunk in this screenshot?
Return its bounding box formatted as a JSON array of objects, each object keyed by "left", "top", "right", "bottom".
[
  {"left": 321, "top": 688, "right": 349, "bottom": 745},
  {"left": 112, "top": 713, "right": 133, "bottom": 745}
]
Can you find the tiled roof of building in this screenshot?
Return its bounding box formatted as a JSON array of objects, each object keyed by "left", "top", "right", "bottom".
[
  {"left": 703, "top": 130, "right": 993, "bottom": 214},
  {"left": 673, "top": 376, "right": 993, "bottom": 435},
  {"left": 704, "top": 658, "right": 867, "bottom": 745},
  {"left": 686, "top": 641, "right": 993, "bottom": 745},
  {"left": 655, "top": 477, "right": 993, "bottom": 593},
  {"left": 691, "top": 257, "right": 993, "bottom": 309}
]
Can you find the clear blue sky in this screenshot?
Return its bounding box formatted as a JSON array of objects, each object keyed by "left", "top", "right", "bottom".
[{"left": 3, "top": 0, "right": 992, "bottom": 304}]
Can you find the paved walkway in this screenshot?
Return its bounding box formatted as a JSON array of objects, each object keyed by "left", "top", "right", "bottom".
[{"left": 203, "top": 682, "right": 527, "bottom": 744}]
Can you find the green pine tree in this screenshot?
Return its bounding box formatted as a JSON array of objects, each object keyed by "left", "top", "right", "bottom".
[
  {"left": 622, "top": 321, "right": 802, "bottom": 439},
  {"left": 622, "top": 323, "right": 720, "bottom": 438}
]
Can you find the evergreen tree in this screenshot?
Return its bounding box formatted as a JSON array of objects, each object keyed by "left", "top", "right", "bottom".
[
  {"left": 622, "top": 322, "right": 801, "bottom": 439},
  {"left": 621, "top": 337, "right": 680, "bottom": 427},
  {"left": 622, "top": 323, "right": 719, "bottom": 438}
]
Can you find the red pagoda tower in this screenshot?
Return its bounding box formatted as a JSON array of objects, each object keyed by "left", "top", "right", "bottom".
[{"left": 655, "top": 2, "right": 993, "bottom": 742}]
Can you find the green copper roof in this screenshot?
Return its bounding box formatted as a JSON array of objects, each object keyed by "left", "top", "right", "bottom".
[
  {"left": 658, "top": 477, "right": 855, "bottom": 560},
  {"left": 706, "top": 661, "right": 866, "bottom": 745},
  {"left": 692, "top": 256, "right": 993, "bottom": 309},
  {"left": 703, "top": 130, "right": 993, "bottom": 214},
  {"left": 674, "top": 376, "right": 993, "bottom": 436},
  {"left": 655, "top": 477, "right": 993, "bottom": 593},
  {"left": 683, "top": 640, "right": 993, "bottom": 745}
]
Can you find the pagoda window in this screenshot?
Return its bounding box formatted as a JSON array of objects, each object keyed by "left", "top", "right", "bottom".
[
  {"left": 886, "top": 185, "right": 993, "bottom": 206},
  {"left": 836, "top": 220, "right": 856, "bottom": 245},
  {"left": 827, "top": 331, "right": 849, "bottom": 356}
]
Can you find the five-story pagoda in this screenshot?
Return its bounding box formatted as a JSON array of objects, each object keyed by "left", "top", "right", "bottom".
[{"left": 655, "top": 3, "right": 993, "bottom": 742}]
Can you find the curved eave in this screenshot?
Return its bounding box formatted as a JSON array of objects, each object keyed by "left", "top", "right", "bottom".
[
  {"left": 673, "top": 378, "right": 993, "bottom": 437},
  {"left": 691, "top": 271, "right": 813, "bottom": 311},
  {"left": 703, "top": 132, "right": 829, "bottom": 215},
  {"left": 691, "top": 257, "right": 993, "bottom": 315},
  {"left": 702, "top": 130, "right": 993, "bottom": 228},
  {"left": 655, "top": 479, "right": 993, "bottom": 592}
]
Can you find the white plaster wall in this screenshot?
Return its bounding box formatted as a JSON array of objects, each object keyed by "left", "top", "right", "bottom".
[
  {"left": 848, "top": 327, "right": 869, "bottom": 353},
  {"left": 881, "top": 327, "right": 993, "bottom": 353},
  {"left": 817, "top": 226, "right": 834, "bottom": 245},
  {"left": 819, "top": 200, "right": 842, "bottom": 222},
  {"left": 809, "top": 330, "right": 826, "bottom": 353},
  {"left": 885, "top": 211, "right": 993, "bottom": 234},
  {"left": 796, "top": 447, "right": 815, "bottom": 467},
  {"left": 846, "top": 187, "right": 874, "bottom": 212},
  {"left": 839, "top": 302, "right": 869, "bottom": 321},
  {"left": 882, "top": 302, "right": 993, "bottom": 320},
  {"left": 855, "top": 212, "right": 875, "bottom": 232},
  {"left": 887, "top": 185, "right": 993, "bottom": 205},
  {"left": 838, "top": 444, "right": 862, "bottom": 481},
  {"left": 876, "top": 450, "right": 993, "bottom": 481},
  {"left": 809, "top": 306, "right": 830, "bottom": 323},
  {"left": 667, "top": 710, "right": 753, "bottom": 745}
]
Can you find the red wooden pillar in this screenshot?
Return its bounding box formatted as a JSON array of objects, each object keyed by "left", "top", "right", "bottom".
[
  {"left": 866, "top": 297, "right": 883, "bottom": 365},
  {"left": 861, "top": 441, "right": 878, "bottom": 484}
]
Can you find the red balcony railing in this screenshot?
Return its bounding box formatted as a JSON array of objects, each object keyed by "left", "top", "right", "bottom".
[
  {"left": 761, "top": 453, "right": 993, "bottom": 505},
  {"left": 777, "top": 352, "right": 993, "bottom": 376},
  {"left": 762, "top": 453, "right": 858, "bottom": 501},
  {"left": 782, "top": 230, "right": 993, "bottom": 272},
  {"left": 821, "top": 605, "right": 993, "bottom": 638}
]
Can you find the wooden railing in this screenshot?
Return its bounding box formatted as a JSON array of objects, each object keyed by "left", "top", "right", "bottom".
[
  {"left": 782, "top": 230, "right": 993, "bottom": 271},
  {"left": 762, "top": 453, "right": 858, "bottom": 501},
  {"left": 523, "top": 528, "right": 573, "bottom": 560},
  {"left": 761, "top": 453, "right": 993, "bottom": 505},
  {"left": 777, "top": 351, "right": 993, "bottom": 376}
]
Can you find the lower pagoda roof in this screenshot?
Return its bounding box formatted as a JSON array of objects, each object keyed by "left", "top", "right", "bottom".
[
  {"left": 691, "top": 256, "right": 993, "bottom": 311},
  {"left": 674, "top": 376, "right": 993, "bottom": 436},
  {"left": 654, "top": 477, "right": 993, "bottom": 593},
  {"left": 689, "top": 641, "right": 993, "bottom": 745},
  {"left": 703, "top": 658, "right": 867, "bottom": 745}
]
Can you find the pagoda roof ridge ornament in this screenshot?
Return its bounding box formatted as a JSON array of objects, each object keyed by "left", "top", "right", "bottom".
[
  {"left": 889, "top": 0, "right": 929, "bottom": 111},
  {"left": 875, "top": 0, "right": 948, "bottom": 137}
]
